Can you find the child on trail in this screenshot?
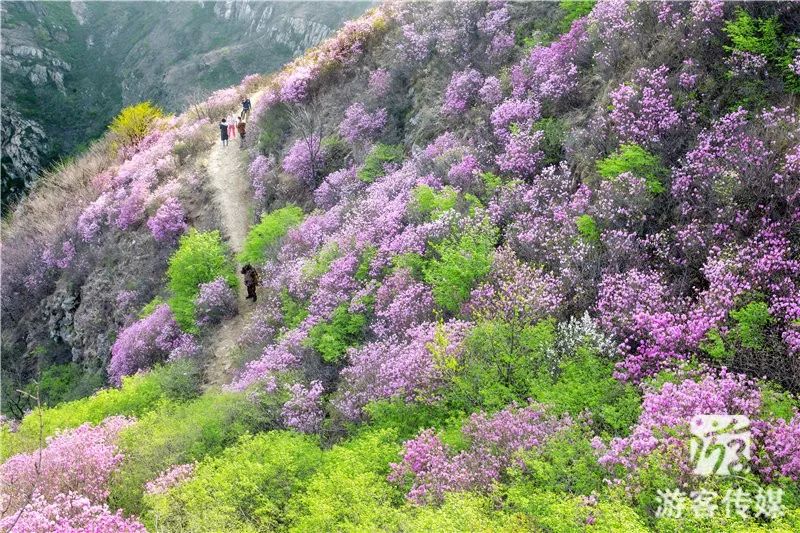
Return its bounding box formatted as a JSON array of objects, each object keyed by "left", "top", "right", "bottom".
[
  {"left": 219, "top": 118, "right": 229, "bottom": 146},
  {"left": 227, "top": 115, "right": 237, "bottom": 139},
  {"left": 241, "top": 264, "right": 259, "bottom": 302},
  {"left": 241, "top": 97, "right": 251, "bottom": 121},
  {"left": 237, "top": 118, "right": 246, "bottom": 149}
]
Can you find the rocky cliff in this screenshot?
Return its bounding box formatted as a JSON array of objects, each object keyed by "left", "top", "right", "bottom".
[{"left": 1, "top": 0, "right": 370, "bottom": 211}]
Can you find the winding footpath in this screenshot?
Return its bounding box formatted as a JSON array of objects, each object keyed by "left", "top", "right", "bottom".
[{"left": 201, "top": 92, "right": 264, "bottom": 386}]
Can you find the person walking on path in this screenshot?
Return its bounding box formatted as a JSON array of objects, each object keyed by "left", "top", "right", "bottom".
[
  {"left": 227, "top": 115, "right": 237, "bottom": 139},
  {"left": 241, "top": 264, "right": 259, "bottom": 302},
  {"left": 241, "top": 97, "right": 251, "bottom": 121},
  {"left": 237, "top": 118, "right": 246, "bottom": 149},
  {"left": 219, "top": 118, "right": 229, "bottom": 146}
]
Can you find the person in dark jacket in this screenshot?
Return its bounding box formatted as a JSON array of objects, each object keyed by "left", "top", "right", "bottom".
[
  {"left": 237, "top": 118, "right": 246, "bottom": 148},
  {"left": 241, "top": 264, "right": 259, "bottom": 302},
  {"left": 241, "top": 97, "right": 252, "bottom": 121},
  {"left": 219, "top": 118, "right": 229, "bottom": 146}
]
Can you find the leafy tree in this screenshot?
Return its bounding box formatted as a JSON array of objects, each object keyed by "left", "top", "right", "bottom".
[
  {"left": 167, "top": 229, "right": 238, "bottom": 330},
  {"left": 109, "top": 101, "right": 163, "bottom": 147},
  {"left": 238, "top": 205, "right": 304, "bottom": 265}
]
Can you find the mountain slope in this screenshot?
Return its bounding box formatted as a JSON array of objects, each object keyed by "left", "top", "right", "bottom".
[{"left": 2, "top": 1, "right": 800, "bottom": 531}]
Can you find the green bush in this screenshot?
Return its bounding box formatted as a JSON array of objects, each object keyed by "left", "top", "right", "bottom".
[
  {"left": 357, "top": 143, "right": 404, "bottom": 183},
  {"left": 596, "top": 144, "right": 667, "bottom": 195},
  {"left": 22, "top": 362, "right": 103, "bottom": 409},
  {"left": 281, "top": 289, "right": 310, "bottom": 330},
  {"left": 409, "top": 185, "right": 459, "bottom": 221},
  {"left": 307, "top": 303, "right": 368, "bottom": 363},
  {"left": 559, "top": 1, "right": 596, "bottom": 33},
  {"left": 729, "top": 300, "right": 773, "bottom": 351},
  {"left": 1, "top": 365, "right": 188, "bottom": 460},
  {"left": 110, "top": 391, "right": 260, "bottom": 516},
  {"left": 423, "top": 221, "right": 497, "bottom": 314},
  {"left": 529, "top": 347, "right": 641, "bottom": 436},
  {"left": 258, "top": 102, "right": 291, "bottom": 155},
  {"left": 320, "top": 134, "right": 351, "bottom": 176},
  {"left": 535, "top": 117, "right": 567, "bottom": 166},
  {"left": 286, "top": 429, "right": 403, "bottom": 532},
  {"left": 109, "top": 101, "right": 163, "bottom": 147},
  {"left": 146, "top": 431, "right": 323, "bottom": 532},
  {"left": 167, "top": 229, "right": 238, "bottom": 330},
  {"left": 139, "top": 295, "right": 165, "bottom": 318},
  {"left": 406, "top": 492, "right": 527, "bottom": 531},
  {"left": 575, "top": 214, "right": 600, "bottom": 244},
  {"left": 446, "top": 319, "right": 555, "bottom": 412},
  {"left": 237, "top": 205, "right": 304, "bottom": 266},
  {"left": 723, "top": 8, "right": 781, "bottom": 60}
]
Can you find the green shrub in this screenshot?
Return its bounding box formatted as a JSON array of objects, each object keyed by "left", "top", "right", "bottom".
[
  {"left": 355, "top": 246, "right": 377, "bottom": 282},
  {"left": 167, "top": 229, "right": 238, "bottom": 330},
  {"left": 407, "top": 492, "right": 527, "bottom": 531},
  {"left": 258, "top": 103, "right": 292, "bottom": 155},
  {"left": 307, "top": 303, "right": 368, "bottom": 363},
  {"left": 109, "top": 101, "right": 163, "bottom": 147},
  {"left": 1, "top": 365, "right": 186, "bottom": 460},
  {"left": 535, "top": 117, "right": 567, "bottom": 166},
  {"left": 596, "top": 144, "right": 667, "bottom": 195},
  {"left": 357, "top": 143, "right": 404, "bottom": 183},
  {"left": 423, "top": 222, "right": 497, "bottom": 314},
  {"left": 237, "top": 205, "right": 304, "bottom": 265},
  {"left": 286, "top": 429, "right": 403, "bottom": 532},
  {"left": 559, "top": 1, "right": 596, "bottom": 33},
  {"left": 146, "top": 431, "right": 323, "bottom": 532},
  {"left": 320, "top": 134, "right": 351, "bottom": 176},
  {"left": 391, "top": 252, "right": 427, "bottom": 280},
  {"left": 110, "top": 391, "right": 260, "bottom": 516},
  {"left": 409, "top": 185, "right": 459, "bottom": 221},
  {"left": 281, "top": 289, "right": 310, "bottom": 330},
  {"left": 519, "top": 425, "right": 608, "bottom": 496},
  {"left": 723, "top": 8, "right": 781, "bottom": 60},
  {"left": 446, "top": 319, "right": 555, "bottom": 412},
  {"left": 22, "top": 362, "right": 102, "bottom": 409},
  {"left": 729, "top": 300, "right": 773, "bottom": 351},
  {"left": 479, "top": 171, "right": 503, "bottom": 201},
  {"left": 575, "top": 214, "right": 600, "bottom": 244},
  {"left": 529, "top": 347, "right": 641, "bottom": 436}
]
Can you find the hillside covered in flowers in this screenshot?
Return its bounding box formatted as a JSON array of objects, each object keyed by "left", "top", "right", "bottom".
[{"left": 2, "top": 1, "right": 800, "bottom": 531}]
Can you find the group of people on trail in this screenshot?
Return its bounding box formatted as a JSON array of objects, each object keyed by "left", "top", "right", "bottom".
[{"left": 219, "top": 97, "right": 252, "bottom": 148}]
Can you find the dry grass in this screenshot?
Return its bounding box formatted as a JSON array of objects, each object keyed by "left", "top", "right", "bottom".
[{"left": 2, "top": 136, "right": 116, "bottom": 245}]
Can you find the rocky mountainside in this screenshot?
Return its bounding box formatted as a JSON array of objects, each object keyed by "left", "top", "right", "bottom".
[{"left": 1, "top": 0, "right": 370, "bottom": 210}]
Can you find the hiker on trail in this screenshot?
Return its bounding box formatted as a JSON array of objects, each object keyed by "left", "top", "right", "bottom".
[
  {"left": 241, "top": 97, "right": 251, "bottom": 121},
  {"left": 227, "top": 115, "right": 237, "bottom": 139},
  {"left": 237, "top": 117, "right": 246, "bottom": 148},
  {"left": 219, "top": 118, "right": 229, "bottom": 146},
  {"left": 241, "top": 264, "right": 259, "bottom": 302}
]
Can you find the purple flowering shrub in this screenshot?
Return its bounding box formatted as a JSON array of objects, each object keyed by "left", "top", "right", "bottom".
[
  {"left": 339, "top": 103, "right": 388, "bottom": 144},
  {"left": 147, "top": 197, "right": 188, "bottom": 243},
  {"left": 441, "top": 68, "right": 484, "bottom": 115},
  {"left": 195, "top": 277, "right": 238, "bottom": 326},
  {"left": 609, "top": 65, "right": 682, "bottom": 149},
  {"left": 281, "top": 381, "right": 325, "bottom": 433},
  {"left": 283, "top": 136, "right": 325, "bottom": 185},
  {"left": 389, "top": 402, "right": 573, "bottom": 504},
  {"left": 108, "top": 304, "right": 189, "bottom": 385}
]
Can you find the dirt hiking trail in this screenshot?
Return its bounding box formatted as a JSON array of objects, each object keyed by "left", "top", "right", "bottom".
[{"left": 201, "top": 91, "right": 264, "bottom": 386}]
